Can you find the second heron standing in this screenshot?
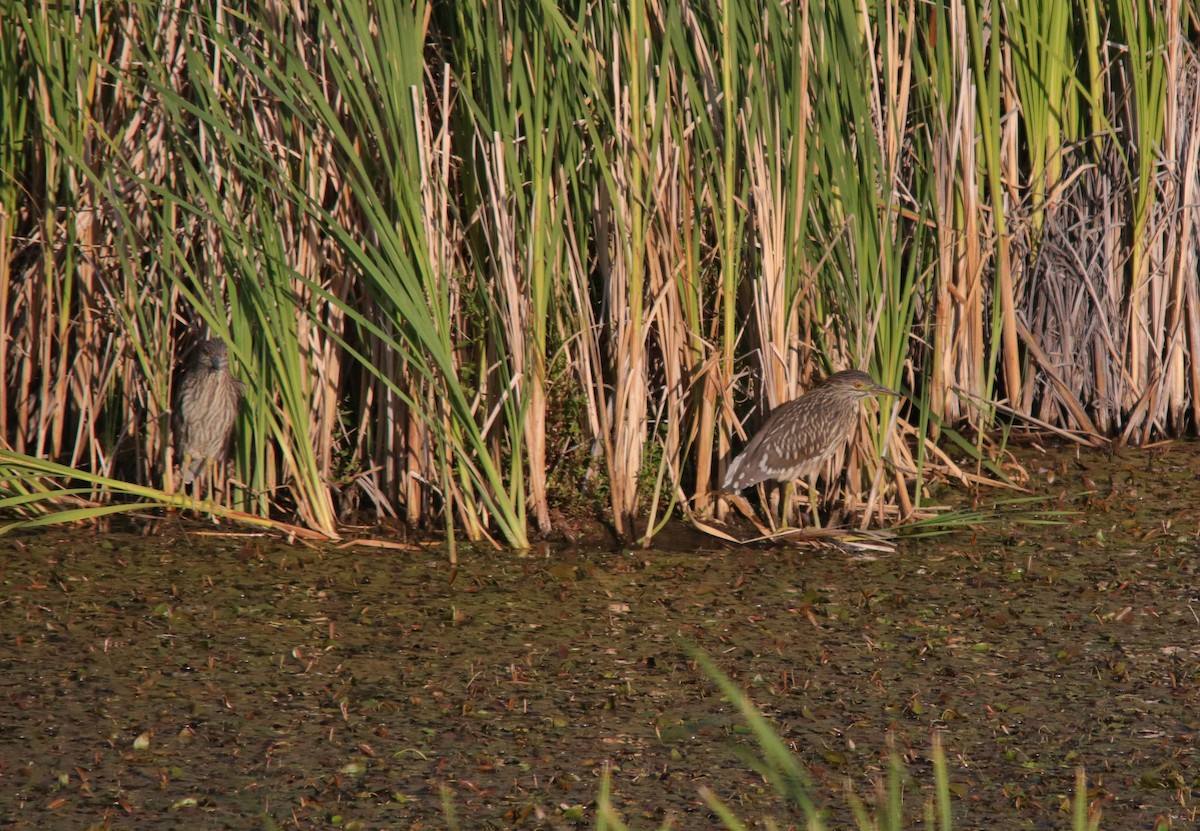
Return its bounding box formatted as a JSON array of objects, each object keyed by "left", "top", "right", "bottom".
[
  {"left": 175, "top": 339, "right": 245, "bottom": 490},
  {"left": 723, "top": 369, "right": 898, "bottom": 519}
]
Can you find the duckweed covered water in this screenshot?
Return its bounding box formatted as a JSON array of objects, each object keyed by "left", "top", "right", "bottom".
[{"left": 1, "top": 443, "right": 1199, "bottom": 829}]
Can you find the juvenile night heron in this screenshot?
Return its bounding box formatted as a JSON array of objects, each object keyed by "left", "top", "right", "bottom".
[
  {"left": 175, "top": 339, "right": 245, "bottom": 488},
  {"left": 723, "top": 369, "right": 898, "bottom": 495}
]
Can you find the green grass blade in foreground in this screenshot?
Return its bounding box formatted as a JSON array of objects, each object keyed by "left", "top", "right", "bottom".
[
  {"left": 684, "top": 645, "right": 819, "bottom": 819},
  {"left": 0, "top": 487, "right": 123, "bottom": 514},
  {"left": 0, "top": 451, "right": 329, "bottom": 539},
  {"left": 1074, "top": 767, "right": 1100, "bottom": 831},
  {"left": 845, "top": 785, "right": 874, "bottom": 831},
  {"left": 933, "top": 732, "right": 952, "bottom": 831},
  {"left": 883, "top": 744, "right": 903, "bottom": 831},
  {"left": 697, "top": 787, "right": 752, "bottom": 831},
  {"left": 896, "top": 495, "right": 1075, "bottom": 539},
  {"left": 595, "top": 765, "right": 632, "bottom": 831},
  {"left": 438, "top": 783, "right": 460, "bottom": 831},
  {"left": 0, "top": 503, "right": 166, "bottom": 533},
  {"left": 843, "top": 745, "right": 907, "bottom": 831},
  {"left": 679, "top": 646, "right": 1103, "bottom": 831}
]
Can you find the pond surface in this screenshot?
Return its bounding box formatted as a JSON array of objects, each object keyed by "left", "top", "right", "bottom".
[{"left": 1, "top": 443, "right": 1199, "bottom": 829}]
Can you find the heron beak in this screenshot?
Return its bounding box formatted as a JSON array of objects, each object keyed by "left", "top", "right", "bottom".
[{"left": 871, "top": 382, "right": 900, "bottom": 397}]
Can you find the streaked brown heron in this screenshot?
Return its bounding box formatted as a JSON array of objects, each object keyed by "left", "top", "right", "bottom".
[
  {"left": 175, "top": 339, "right": 245, "bottom": 488},
  {"left": 723, "top": 369, "right": 898, "bottom": 500}
]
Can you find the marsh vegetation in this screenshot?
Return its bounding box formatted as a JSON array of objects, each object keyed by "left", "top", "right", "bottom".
[{"left": 2, "top": 1, "right": 1198, "bottom": 547}]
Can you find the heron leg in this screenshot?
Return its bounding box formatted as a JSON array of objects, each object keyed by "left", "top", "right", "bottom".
[
  {"left": 778, "top": 481, "right": 792, "bottom": 530},
  {"left": 780, "top": 480, "right": 798, "bottom": 529},
  {"left": 181, "top": 458, "right": 213, "bottom": 504},
  {"left": 805, "top": 480, "right": 822, "bottom": 529},
  {"left": 201, "top": 459, "right": 217, "bottom": 504},
  {"left": 760, "top": 483, "right": 780, "bottom": 533},
  {"left": 176, "top": 452, "right": 194, "bottom": 493}
]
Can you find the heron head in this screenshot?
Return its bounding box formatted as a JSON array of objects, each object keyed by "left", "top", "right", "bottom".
[
  {"left": 197, "top": 339, "right": 230, "bottom": 372},
  {"left": 829, "top": 369, "right": 899, "bottom": 400}
]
